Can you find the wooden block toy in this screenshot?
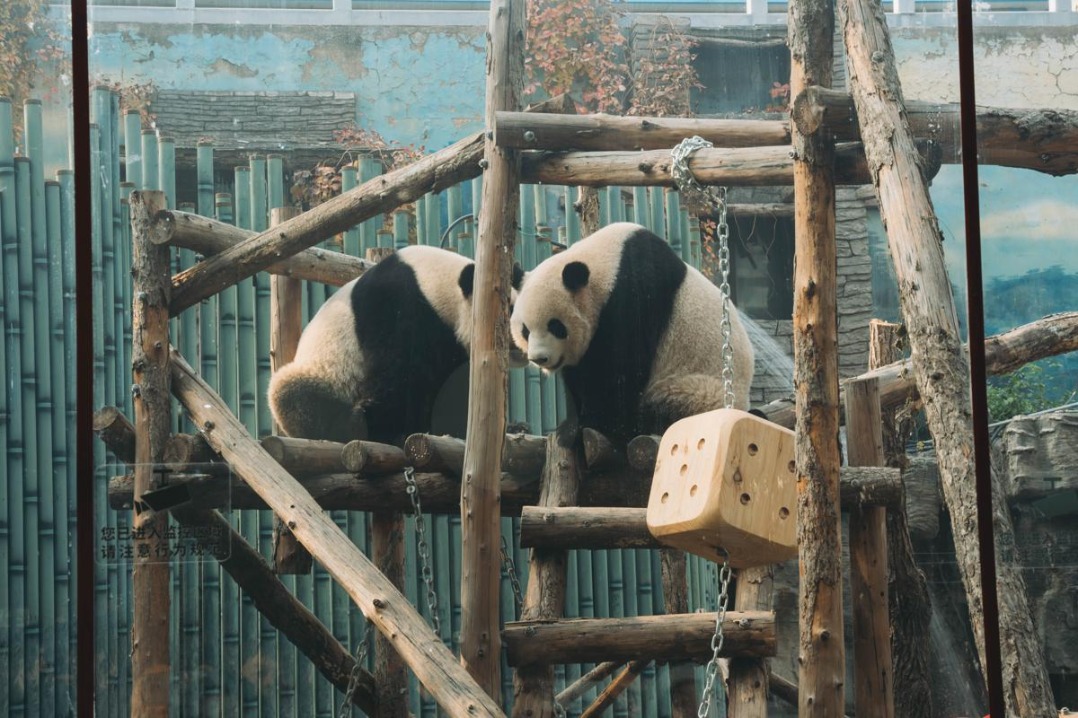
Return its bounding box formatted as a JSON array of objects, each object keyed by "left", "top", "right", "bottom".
[{"left": 646, "top": 408, "right": 798, "bottom": 568}]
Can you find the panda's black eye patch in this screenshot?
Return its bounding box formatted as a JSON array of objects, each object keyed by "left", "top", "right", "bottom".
[
  {"left": 548, "top": 319, "right": 568, "bottom": 339},
  {"left": 521, "top": 324, "right": 530, "bottom": 341}
]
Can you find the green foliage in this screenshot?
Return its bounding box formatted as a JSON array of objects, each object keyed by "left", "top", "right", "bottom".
[{"left": 987, "top": 360, "right": 1074, "bottom": 424}]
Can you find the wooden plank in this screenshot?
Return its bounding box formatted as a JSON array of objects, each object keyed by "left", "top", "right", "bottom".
[
  {"left": 840, "top": 0, "right": 1056, "bottom": 714},
  {"left": 511, "top": 432, "right": 582, "bottom": 716},
  {"left": 503, "top": 612, "right": 776, "bottom": 666},
  {"left": 459, "top": 0, "right": 525, "bottom": 700},
  {"left": 168, "top": 349, "right": 506, "bottom": 717},
  {"left": 789, "top": 0, "right": 845, "bottom": 713},
  {"left": 129, "top": 189, "right": 172, "bottom": 717},
  {"left": 844, "top": 377, "right": 895, "bottom": 717}
]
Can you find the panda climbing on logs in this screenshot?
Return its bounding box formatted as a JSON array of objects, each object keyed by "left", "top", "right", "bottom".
[
  {"left": 268, "top": 245, "right": 525, "bottom": 446},
  {"left": 509, "top": 222, "right": 754, "bottom": 444}
]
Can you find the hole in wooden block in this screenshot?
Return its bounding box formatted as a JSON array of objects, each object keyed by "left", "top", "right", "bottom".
[
  {"left": 670, "top": 443, "right": 679, "bottom": 456},
  {"left": 690, "top": 484, "right": 698, "bottom": 497},
  {"left": 779, "top": 507, "right": 790, "bottom": 519},
  {"left": 740, "top": 493, "right": 751, "bottom": 505},
  {"left": 679, "top": 464, "right": 688, "bottom": 476},
  {"left": 787, "top": 460, "right": 796, "bottom": 473},
  {"left": 697, "top": 438, "right": 705, "bottom": 450},
  {"left": 732, "top": 469, "right": 742, "bottom": 483},
  {"left": 661, "top": 492, "right": 670, "bottom": 504},
  {"left": 748, "top": 443, "right": 759, "bottom": 456}
]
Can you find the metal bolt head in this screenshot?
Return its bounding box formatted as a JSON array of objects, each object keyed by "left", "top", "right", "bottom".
[{"left": 523, "top": 130, "right": 536, "bottom": 143}]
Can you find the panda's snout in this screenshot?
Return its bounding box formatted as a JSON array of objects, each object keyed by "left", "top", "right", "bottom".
[{"left": 530, "top": 353, "right": 551, "bottom": 367}]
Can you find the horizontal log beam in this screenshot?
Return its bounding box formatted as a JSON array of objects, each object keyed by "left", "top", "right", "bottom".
[
  {"left": 495, "top": 111, "right": 791, "bottom": 151},
  {"left": 154, "top": 209, "right": 368, "bottom": 287},
  {"left": 341, "top": 439, "right": 408, "bottom": 475},
  {"left": 793, "top": 86, "right": 1078, "bottom": 176},
  {"left": 404, "top": 432, "right": 547, "bottom": 477},
  {"left": 107, "top": 466, "right": 651, "bottom": 514},
  {"left": 519, "top": 141, "right": 939, "bottom": 188},
  {"left": 503, "top": 611, "right": 775, "bottom": 666}
]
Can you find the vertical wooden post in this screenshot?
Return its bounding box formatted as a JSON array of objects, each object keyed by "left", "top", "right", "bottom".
[
  {"left": 870, "top": 319, "right": 934, "bottom": 718},
  {"left": 129, "top": 189, "right": 171, "bottom": 717},
  {"left": 269, "top": 205, "right": 313, "bottom": 574},
  {"left": 840, "top": 1, "right": 1056, "bottom": 714},
  {"left": 843, "top": 377, "right": 895, "bottom": 717},
  {"left": 727, "top": 565, "right": 775, "bottom": 717},
  {"left": 659, "top": 549, "right": 698, "bottom": 718},
  {"left": 460, "top": 0, "right": 525, "bottom": 699},
  {"left": 789, "top": 0, "right": 844, "bottom": 714},
  {"left": 365, "top": 246, "right": 410, "bottom": 718},
  {"left": 511, "top": 431, "right": 581, "bottom": 717}
]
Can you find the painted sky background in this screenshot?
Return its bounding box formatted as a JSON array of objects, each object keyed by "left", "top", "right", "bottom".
[{"left": 930, "top": 164, "right": 1078, "bottom": 285}]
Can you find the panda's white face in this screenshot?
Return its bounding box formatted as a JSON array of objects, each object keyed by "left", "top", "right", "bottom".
[{"left": 510, "top": 260, "right": 595, "bottom": 372}]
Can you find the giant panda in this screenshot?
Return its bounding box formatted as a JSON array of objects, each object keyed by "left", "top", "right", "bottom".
[
  {"left": 509, "top": 222, "right": 754, "bottom": 444},
  {"left": 268, "top": 245, "right": 525, "bottom": 446}
]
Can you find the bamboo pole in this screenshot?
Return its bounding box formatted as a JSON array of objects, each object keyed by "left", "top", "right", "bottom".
[
  {"left": 503, "top": 612, "right": 776, "bottom": 666},
  {"left": 152, "top": 209, "right": 368, "bottom": 287},
  {"left": 579, "top": 661, "right": 649, "bottom": 718},
  {"left": 554, "top": 662, "right": 622, "bottom": 706},
  {"left": 129, "top": 190, "right": 172, "bottom": 717},
  {"left": 789, "top": 0, "right": 845, "bottom": 713},
  {"left": 168, "top": 349, "right": 506, "bottom": 716},
  {"left": 511, "top": 432, "right": 582, "bottom": 717},
  {"left": 269, "top": 206, "right": 311, "bottom": 574},
  {"left": 870, "top": 320, "right": 934, "bottom": 718},
  {"left": 844, "top": 377, "right": 895, "bottom": 717},
  {"left": 458, "top": 0, "right": 525, "bottom": 699},
  {"left": 839, "top": 1, "right": 1056, "bottom": 713}
]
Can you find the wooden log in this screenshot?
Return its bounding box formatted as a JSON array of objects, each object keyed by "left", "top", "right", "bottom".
[
  {"left": 168, "top": 349, "right": 506, "bottom": 717},
  {"left": 840, "top": 1, "right": 1056, "bottom": 714},
  {"left": 659, "top": 549, "right": 697, "bottom": 717},
  {"left": 405, "top": 432, "right": 546, "bottom": 477},
  {"left": 519, "top": 507, "right": 657, "bottom": 550},
  {"left": 554, "top": 661, "right": 622, "bottom": 706},
  {"left": 93, "top": 405, "right": 137, "bottom": 464},
  {"left": 754, "top": 311, "right": 1078, "bottom": 433},
  {"left": 790, "top": 0, "right": 845, "bottom": 713},
  {"left": 519, "top": 141, "right": 939, "bottom": 188},
  {"left": 162, "top": 432, "right": 218, "bottom": 469},
  {"left": 495, "top": 110, "right": 791, "bottom": 151},
  {"left": 260, "top": 436, "right": 351, "bottom": 477},
  {"left": 129, "top": 190, "right": 172, "bottom": 717},
  {"left": 844, "top": 377, "right": 895, "bottom": 717},
  {"left": 728, "top": 562, "right": 778, "bottom": 718},
  {"left": 92, "top": 408, "right": 378, "bottom": 713},
  {"left": 871, "top": 320, "right": 934, "bottom": 718},
  {"left": 579, "top": 661, "right": 649, "bottom": 718},
  {"left": 340, "top": 440, "right": 408, "bottom": 475},
  {"left": 626, "top": 434, "right": 663, "bottom": 473},
  {"left": 458, "top": 0, "right": 525, "bottom": 699},
  {"left": 269, "top": 205, "right": 312, "bottom": 575},
  {"left": 792, "top": 86, "right": 1078, "bottom": 176},
  {"left": 511, "top": 432, "right": 582, "bottom": 716},
  {"left": 581, "top": 427, "right": 626, "bottom": 471},
  {"left": 153, "top": 209, "right": 368, "bottom": 287},
  {"left": 502, "top": 611, "right": 776, "bottom": 666}
]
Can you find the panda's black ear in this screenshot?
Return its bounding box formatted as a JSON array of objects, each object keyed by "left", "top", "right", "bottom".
[
  {"left": 512, "top": 263, "right": 526, "bottom": 291},
  {"left": 562, "top": 261, "right": 590, "bottom": 292},
  {"left": 458, "top": 263, "right": 476, "bottom": 299}
]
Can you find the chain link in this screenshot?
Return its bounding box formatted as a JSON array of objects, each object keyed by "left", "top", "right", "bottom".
[
  {"left": 697, "top": 552, "right": 734, "bottom": 718},
  {"left": 500, "top": 533, "right": 524, "bottom": 619},
  {"left": 339, "top": 622, "right": 374, "bottom": 716},
  {"left": 671, "top": 137, "right": 735, "bottom": 410},
  {"left": 405, "top": 466, "right": 442, "bottom": 637}
]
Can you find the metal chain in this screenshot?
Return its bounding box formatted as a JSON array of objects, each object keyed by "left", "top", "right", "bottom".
[
  {"left": 500, "top": 533, "right": 524, "bottom": 618},
  {"left": 405, "top": 466, "right": 442, "bottom": 637},
  {"left": 671, "top": 137, "right": 734, "bottom": 409},
  {"left": 697, "top": 552, "right": 734, "bottom": 718},
  {"left": 339, "top": 622, "right": 374, "bottom": 716}
]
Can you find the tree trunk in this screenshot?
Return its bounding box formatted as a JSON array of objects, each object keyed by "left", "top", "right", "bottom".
[
  {"left": 839, "top": 1, "right": 1056, "bottom": 714},
  {"left": 459, "top": 0, "right": 525, "bottom": 700},
  {"left": 790, "top": 0, "right": 846, "bottom": 713}
]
